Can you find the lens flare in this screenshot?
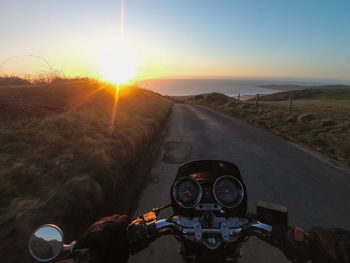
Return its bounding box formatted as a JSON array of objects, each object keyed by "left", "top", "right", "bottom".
[{"left": 109, "top": 84, "right": 120, "bottom": 132}]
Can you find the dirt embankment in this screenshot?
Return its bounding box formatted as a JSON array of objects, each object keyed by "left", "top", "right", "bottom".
[{"left": 0, "top": 80, "right": 172, "bottom": 262}]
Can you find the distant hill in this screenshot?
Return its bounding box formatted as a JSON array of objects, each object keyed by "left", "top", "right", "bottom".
[
  {"left": 255, "top": 87, "right": 350, "bottom": 101},
  {"left": 0, "top": 77, "right": 30, "bottom": 86},
  {"left": 261, "top": 84, "right": 350, "bottom": 92}
]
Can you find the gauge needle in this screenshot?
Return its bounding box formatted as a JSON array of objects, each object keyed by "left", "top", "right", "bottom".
[
  {"left": 216, "top": 189, "right": 230, "bottom": 193},
  {"left": 180, "top": 190, "right": 194, "bottom": 196}
]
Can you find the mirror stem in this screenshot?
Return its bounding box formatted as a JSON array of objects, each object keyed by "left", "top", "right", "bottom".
[{"left": 63, "top": 241, "right": 77, "bottom": 252}]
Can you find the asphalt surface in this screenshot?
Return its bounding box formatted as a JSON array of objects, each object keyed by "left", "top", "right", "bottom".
[{"left": 129, "top": 104, "right": 350, "bottom": 263}]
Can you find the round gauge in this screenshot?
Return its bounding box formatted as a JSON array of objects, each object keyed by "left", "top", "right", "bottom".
[
  {"left": 173, "top": 177, "right": 202, "bottom": 208},
  {"left": 213, "top": 176, "right": 244, "bottom": 208}
]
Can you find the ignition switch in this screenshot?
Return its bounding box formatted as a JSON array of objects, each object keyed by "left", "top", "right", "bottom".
[{"left": 200, "top": 211, "right": 214, "bottom": 227}]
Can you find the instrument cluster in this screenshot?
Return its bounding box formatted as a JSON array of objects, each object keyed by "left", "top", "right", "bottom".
[{"left": 172, "top": 175, "right": 244, "bottom": 210}]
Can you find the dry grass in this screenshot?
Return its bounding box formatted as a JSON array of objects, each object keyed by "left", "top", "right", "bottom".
[
  {"left": 0, "top": 79, "right": 172, "bottom": 262},
  {"left": 187, "top": 89, "right": 350, "bottom": 166}
]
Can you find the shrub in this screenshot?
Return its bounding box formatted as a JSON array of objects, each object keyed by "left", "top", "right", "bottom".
[
  {"left": 194, "top": 95, "right": 204, "bottom": 99},
  {"left": 321, "top": 119, "right": 336, "bottom": 127},
  {"left": 297, "top": 113, "right": 316, "bottom": 123}
]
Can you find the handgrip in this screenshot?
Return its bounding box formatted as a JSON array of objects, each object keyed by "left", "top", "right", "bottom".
[
  {"left": 127, "top": 217, "right": 163, "bottom": 254},
  {"left": 127, "top": 218, "right": 149, "bottom": 254},
  {"left": 270, "top": 225, "right": 311, "bottom": 263}
]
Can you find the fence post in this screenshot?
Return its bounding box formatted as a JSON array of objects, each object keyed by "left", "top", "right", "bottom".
[
  {"left": 288, "top": 92, "right": 294, "bottom": 113},
  {"left": 255, "top": 94, "right": 259, "bottom": 107}
]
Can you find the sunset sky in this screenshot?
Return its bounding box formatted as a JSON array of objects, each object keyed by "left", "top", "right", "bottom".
[{"left": 1, "top": 0, "right": 349, "bottom": 83}]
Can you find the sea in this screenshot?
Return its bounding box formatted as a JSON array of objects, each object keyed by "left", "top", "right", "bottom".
[{"left": 138, "top": 78, "right": 343, "bottom": 97}]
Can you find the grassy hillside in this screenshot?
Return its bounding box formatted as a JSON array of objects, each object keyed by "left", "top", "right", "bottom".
[
  {"left": 187, "top": 89, "right": 350, "bottom": 166},
  {"left": 261, "top": 84, "right": 350, "bottom": 92},
  {"left": 256, "top": 87, "right": 350, "bottom": 101},
  {"left": 0, "top": 79, "right": 172, "bottom": 262}
]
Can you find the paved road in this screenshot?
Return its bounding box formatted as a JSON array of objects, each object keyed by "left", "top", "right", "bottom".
[{"left": 129, "top": 104, "right": 350, "bottom": 263}]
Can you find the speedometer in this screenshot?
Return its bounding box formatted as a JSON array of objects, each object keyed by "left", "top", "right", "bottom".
[
  {"left": 213, "top": 176, "right": 244, "bottom": 208},
  {"left": 173, "top": 177, "right": 202, "bottom": 208}
]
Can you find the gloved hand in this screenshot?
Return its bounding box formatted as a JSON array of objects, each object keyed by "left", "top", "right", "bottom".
[
  {"left": 307, "top": 226, "right": 350, "bottom": 263},
  {"left": 283, "top": 227, "right": 310, "bottom": 262},
  {"left": 74, "top": 214, "right": 131, "bottom": 263},
  {"left": 272, "top": 225, "right": 310, "bottom": 262},
  {"left": 278, "top": 226, "right": 350, "bottom": 263},
  {"left": 55, "top": 214, "right": 130, "bottom": 263}
]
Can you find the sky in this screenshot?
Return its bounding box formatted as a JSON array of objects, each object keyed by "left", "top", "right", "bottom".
[{"left": 0, "top": 0, "right": 349, "bottom": 83}]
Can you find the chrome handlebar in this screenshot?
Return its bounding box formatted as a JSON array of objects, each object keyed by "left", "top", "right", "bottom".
[
  {"left": 127, "top": 214, "right": 274, "bottom": 253},
  {"left": 127, "top": 211, "right": 309, "bottom": 261},
  {"left": 153, "top": 218, "right": 273, "bottom": 250},
  {"left": 155, "top": 218, "right": 272, "bottom": 237}
]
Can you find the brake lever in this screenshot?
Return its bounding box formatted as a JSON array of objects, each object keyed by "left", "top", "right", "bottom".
[
  {"left": 239, "top": 219, "right": 275, "bottom": 247},
  {"left": 149, "top": 203, "right": 172, "bottom": 217}
]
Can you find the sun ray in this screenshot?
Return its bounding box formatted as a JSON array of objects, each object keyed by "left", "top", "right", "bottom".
[
  {"left": 109, "top": 84, "right": 120, "bottom": 132},
  {"left": 120, "top": 0, "right": 124, "bottom": 40},
  {"left": 67, "top": 84, "right": 107, "bottom": 112}
]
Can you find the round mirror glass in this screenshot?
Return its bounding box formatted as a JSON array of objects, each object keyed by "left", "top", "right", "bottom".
[{"left": 29, "top": 225, "right": 63, "bottom": 262}]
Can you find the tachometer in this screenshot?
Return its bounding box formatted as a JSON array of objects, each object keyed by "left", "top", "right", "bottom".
[
  {"left": 173, "top": 177, "right": 202, "bottom": 208},
  {"left": 213, "top": 176, "right": 244, "bottom": 208}
]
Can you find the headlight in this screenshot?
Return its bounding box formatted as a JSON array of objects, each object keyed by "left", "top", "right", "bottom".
[
  {"left": 173, "top": 177, "right": 202, "bottom": 208},
  {"left": 213, "top": 176, "right": 244, "bottom": 208}
]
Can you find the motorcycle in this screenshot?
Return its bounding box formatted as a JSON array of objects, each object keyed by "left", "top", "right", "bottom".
[{"left": 28, "top": 160, "right": 309, "bottom": 262}]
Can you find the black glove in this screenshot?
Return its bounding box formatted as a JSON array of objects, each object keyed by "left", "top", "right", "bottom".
[
  {"left": 272, "top": 225, "right": 310, "bottom": 262},
  {"left": 307, "top": 226, "right": 350, "bottom": 263},
  {"left": 74, "top": 214, "right": 131, "bottom": 263}
]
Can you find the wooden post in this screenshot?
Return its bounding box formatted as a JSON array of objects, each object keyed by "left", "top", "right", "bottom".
[
  {"left": 255, "top": 94, "right": 259, "bottom": 107},
  {"left": 237, "top": 94, "right": 240, "bottom": 102},
  {"left": 288, "top": 92, "right": 293, "bottom": 113}
]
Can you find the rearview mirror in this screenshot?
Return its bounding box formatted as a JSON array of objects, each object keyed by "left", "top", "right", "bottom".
[{"left": 29, "top": 224, "right": 64, "bottom": 262}]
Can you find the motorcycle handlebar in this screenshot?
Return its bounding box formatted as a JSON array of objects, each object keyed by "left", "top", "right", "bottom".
[
  {"left": 128, "top": 215, "right": 310, "bottom": 263},
  {"left": 154, "top": 219, "right": 273, "bottom": 237},
  {"left": 127, "top": 216, "right": 276, "bottom": 254}
]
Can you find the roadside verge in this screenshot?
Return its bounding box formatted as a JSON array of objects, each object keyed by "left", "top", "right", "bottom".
[{"left": 0, "top": 80, "right": 172, "bottom": 262}]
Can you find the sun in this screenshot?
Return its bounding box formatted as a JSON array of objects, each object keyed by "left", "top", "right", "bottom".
[{"left": 98, "top": 42, "right": 136, "bottom": 85}]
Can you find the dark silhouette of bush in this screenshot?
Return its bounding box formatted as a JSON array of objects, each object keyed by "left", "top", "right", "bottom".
[{"left": 0, "top": 77, "right": 30, "bottom": 85}]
